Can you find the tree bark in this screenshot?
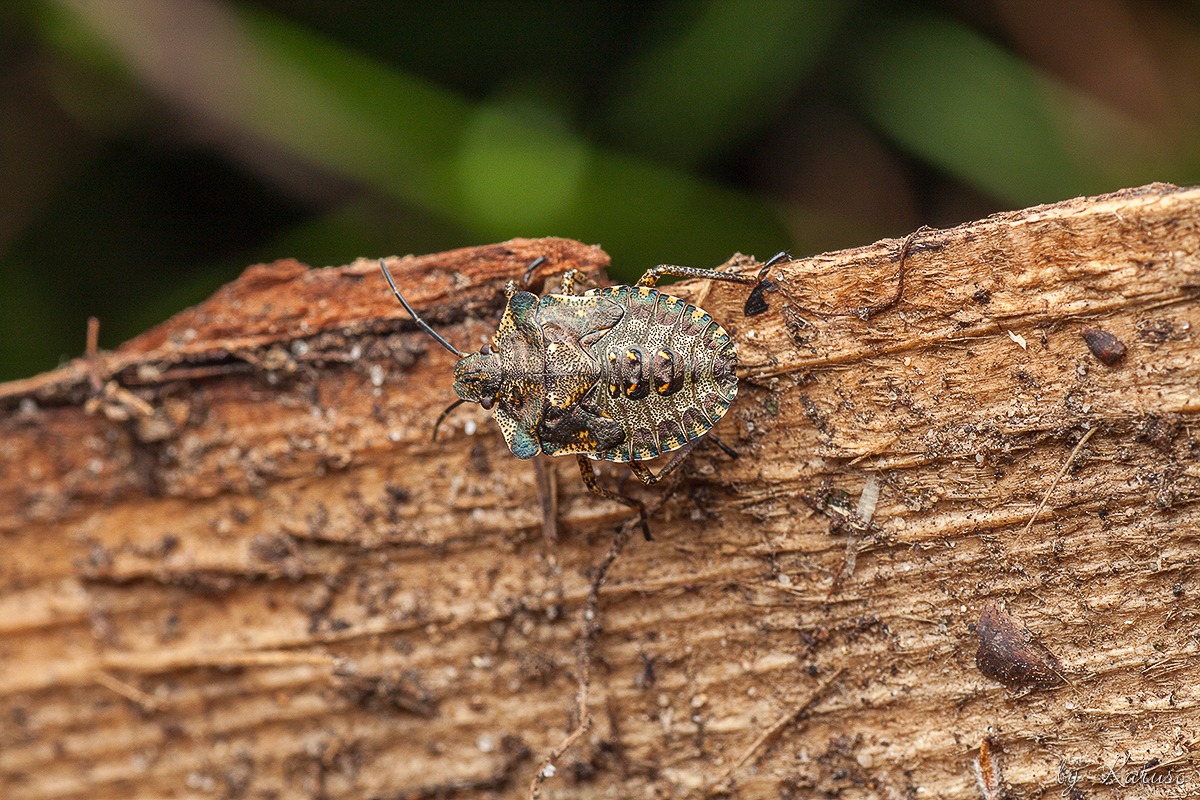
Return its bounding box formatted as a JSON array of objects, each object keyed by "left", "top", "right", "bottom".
[{"left": 2, "top": 184, "right": 1198, "bottom": 799}]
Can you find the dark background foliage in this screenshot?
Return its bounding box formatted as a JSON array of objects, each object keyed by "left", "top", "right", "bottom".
[{"left": 3, "top": 0, "right": 1198, "bottom": 380}]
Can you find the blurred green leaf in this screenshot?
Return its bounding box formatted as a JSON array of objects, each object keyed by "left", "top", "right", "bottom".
[
  {"left": 456, "top": 98, "right": 592, "bottom": 235},
  {"left": 38, "top": 2, "right": 791, "bottom": 277},
  {"left": 602, "top": 0, "right": 850, "bottom": 167},
  {"left": 850, "top": 14, "right": 1168, "bottom": 205}
]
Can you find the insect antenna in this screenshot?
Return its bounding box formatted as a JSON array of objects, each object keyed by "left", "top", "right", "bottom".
[
  {"left": 432, "top": 398, "right": 467, "bottom": 442},
  {"left": 379, "top": 260, "right": 468, "bottom": 358}
]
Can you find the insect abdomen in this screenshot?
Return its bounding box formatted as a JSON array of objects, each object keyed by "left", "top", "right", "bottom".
[{"left": 590, "top": 285, "right": 737, "bottom": 463}]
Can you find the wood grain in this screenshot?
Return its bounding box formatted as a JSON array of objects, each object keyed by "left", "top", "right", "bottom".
[{"left": 2, "top": 186, "right": 1198, "bottom": 799}]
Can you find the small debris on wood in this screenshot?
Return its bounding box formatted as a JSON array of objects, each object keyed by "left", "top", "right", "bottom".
[
  {"left": 975, "top": 601, "right": 1066, "bottom": 688},
  {"left": 335, "top": 667, "right": 438, "bottom": 718},
  {"left": 1138, "top": 318, "right": 1175, "bottom": 343},
  {"left": 855, "top": 473, "right": 881, "bottom": 524},
  {"left": 1081, "top": 326, "right": 1126, "bottom": 365},
  {"left": 973, "top": 736, "right": 1003, "bottom": 800},
  {"left": 1018, "top": 427, "right": 1097, "bottom": 537}
]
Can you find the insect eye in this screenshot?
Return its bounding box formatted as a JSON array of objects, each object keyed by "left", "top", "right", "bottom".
[
  {"left": 480, "top": 343, "right": 492, "bottom": 355},
  {"left": 480, "top": 395, "right": 494, "bottom": 410}
]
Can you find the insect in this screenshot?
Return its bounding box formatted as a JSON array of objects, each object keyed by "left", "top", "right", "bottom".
[{"left": 380, "top": 252, "right": 785, "bottom": 537}]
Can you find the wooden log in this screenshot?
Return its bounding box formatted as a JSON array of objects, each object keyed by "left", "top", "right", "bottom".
[{"left": 1, "top": 184, "right": 1198, "bottom": 798}]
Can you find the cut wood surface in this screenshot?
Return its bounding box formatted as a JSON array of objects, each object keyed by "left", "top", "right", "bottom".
[{"left": 2, "top": 184, "right": 1199, "bottom": 799}]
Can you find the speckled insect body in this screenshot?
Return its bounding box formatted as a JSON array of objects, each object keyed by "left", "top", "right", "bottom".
[
  {"left": 535, "top": 282, "right": 739, "bottom": 465},
  {"left": 381, "top": 254, "right": 783, "bottom": 536}
]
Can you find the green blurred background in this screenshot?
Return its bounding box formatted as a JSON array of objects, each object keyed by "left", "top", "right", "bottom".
[{"left": 2, "top": 0, "right": 1198, "bottom": 381}]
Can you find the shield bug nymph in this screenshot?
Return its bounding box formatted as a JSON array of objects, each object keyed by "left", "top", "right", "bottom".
[{"left": 381, "top": 252, "right": 785, "bottom": 537}]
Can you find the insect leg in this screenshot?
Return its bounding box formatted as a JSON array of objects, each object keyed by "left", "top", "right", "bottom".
[
  {"left": 577, "top": 455, "right": 651, "bottom": 540},
  {"left": 520, "top": 255, "right": 583, "bottom": 295},
  {"left": 705, "top": 434, "right": 740, "bottom": 460},
  {"left": 741, "top": 251, "right": 789, "bottom": 316},
  {"left": 558, "top": 269, "right": 581, "bottom": 295},
  {"left": 636, "top": 251, "right": 791, "bottom": 290},
  {"left": 758, "top": 250, "right": 790, "bottom": 277},
  {"left": 627, "top": 438, "right": 703, "bottom": 485},
  {"left": 636, "top": 264, "right": 760, "bottom": 289},
  {"left": 522, "top": 255, "right": 547, "bottom": 285},
  {"left": 638, "top": 254, "right": 789, "bottom": 316}
]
